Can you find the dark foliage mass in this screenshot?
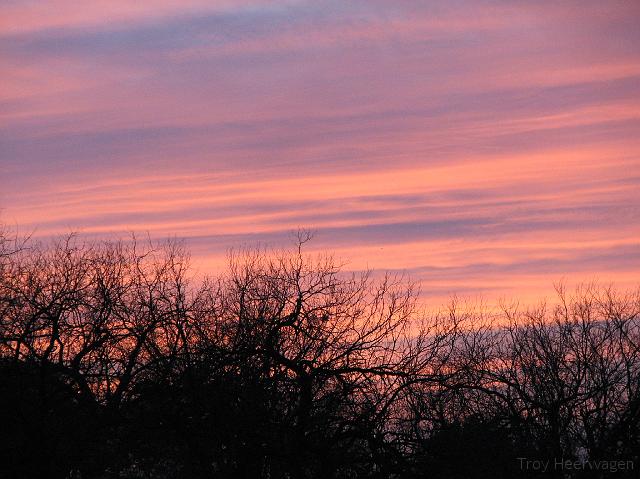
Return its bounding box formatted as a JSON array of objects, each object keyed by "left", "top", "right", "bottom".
[{"left": 1, "top": 226, "right": 639, "bottom": 478}]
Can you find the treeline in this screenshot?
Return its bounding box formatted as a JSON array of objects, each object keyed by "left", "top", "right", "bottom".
[{"left": 0, "top": 228, "right": 639, "bottom": 478}]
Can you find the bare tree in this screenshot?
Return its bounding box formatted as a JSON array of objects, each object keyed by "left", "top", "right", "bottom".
[{"left": 1, "top": 230, "right": 639, "bottom": 478}]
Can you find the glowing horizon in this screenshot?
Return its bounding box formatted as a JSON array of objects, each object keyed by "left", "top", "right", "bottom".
[{"left": 1, "top": 0, "right": 639, "bottom": 307}]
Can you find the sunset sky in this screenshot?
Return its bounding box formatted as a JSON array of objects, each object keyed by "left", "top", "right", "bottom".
[{"left": 1, "top": 1, "right": 639, "bottom": 306}]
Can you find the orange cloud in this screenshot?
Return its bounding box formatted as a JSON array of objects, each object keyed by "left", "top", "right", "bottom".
[{"left": 2, "top": 0, "right": 639, "bottom": 308}]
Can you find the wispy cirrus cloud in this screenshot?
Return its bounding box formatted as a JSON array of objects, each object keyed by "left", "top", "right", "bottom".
[{"left": 1, "top": 0, "right": 639, "bottom": 305}]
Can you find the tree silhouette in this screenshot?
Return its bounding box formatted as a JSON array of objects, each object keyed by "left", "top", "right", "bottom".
[{"left": 0, "top": 229, "right": 638, "bottom": 478}]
